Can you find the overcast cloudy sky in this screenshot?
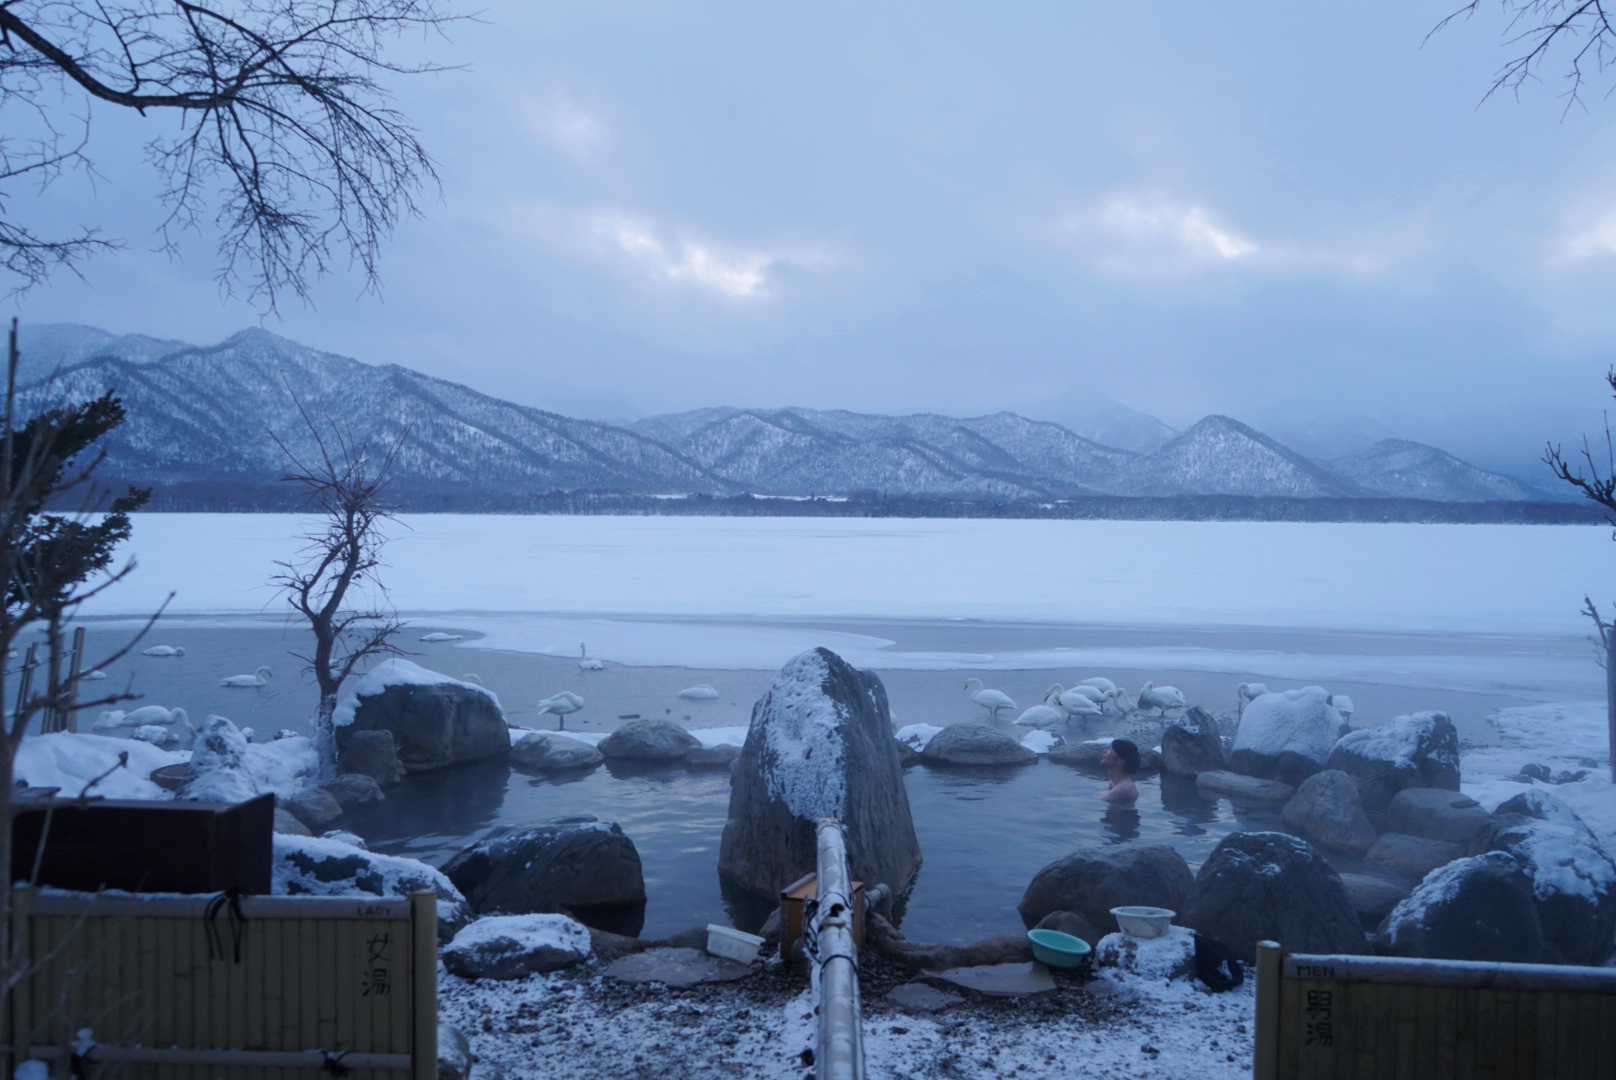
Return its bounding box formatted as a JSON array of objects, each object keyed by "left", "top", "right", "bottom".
[{"left": 9, "top": 1, "right": 1616, "bottom": 475}]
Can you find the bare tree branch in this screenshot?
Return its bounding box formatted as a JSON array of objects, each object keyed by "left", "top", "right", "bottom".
[{"left": 1434, "top": 1, "right": 1616, "bottom": 113}]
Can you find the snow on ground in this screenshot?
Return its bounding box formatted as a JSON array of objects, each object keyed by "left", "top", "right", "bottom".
[
  {"left": 1020, "top": 729, "right": 1062, "bottom": 754},
  {"left": 15, "top": 731, "right": 181, "bottom": 798},
  {"left": 1462, "top": 702, "right": 1616, "bottom": 848}
]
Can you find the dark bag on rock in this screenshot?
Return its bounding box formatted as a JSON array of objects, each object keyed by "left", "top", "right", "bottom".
[{"left": 1193, "top": 933, "right": 1244, "bottom": 992}]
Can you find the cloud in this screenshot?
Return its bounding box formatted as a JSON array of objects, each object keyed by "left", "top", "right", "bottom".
[
  {"left": 1563, "top": 211, "right": 1616, "bottom": 260},
  {"left": 515, "top": 204, "right": 837, "bottom": 300},
  {"left": 1099, "top": 197, "right": 1259, "bottom": 260},
  {"left": 520, "top": 92, "right": 611, "bottom": 162}
]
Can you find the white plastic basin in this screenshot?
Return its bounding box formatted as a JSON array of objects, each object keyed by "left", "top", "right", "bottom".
[{"left": 1110, "top": 906, "right": 1176, "bottom": 939}]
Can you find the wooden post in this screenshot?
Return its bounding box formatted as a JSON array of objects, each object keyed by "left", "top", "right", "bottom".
[
  {"left": 410, "top": 890, "right": 437, "bottom": 1080},
  {"left": 62, "top": 627, "right": 84, "bottom": 735},
  {"left": 1254, "top": 940, "right": 1281, "bottom": 1080}
]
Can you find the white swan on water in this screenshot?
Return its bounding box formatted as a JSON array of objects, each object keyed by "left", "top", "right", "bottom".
[
  {"left": 578, "top": 643, "right": 605, "bottom": 671},
  {"left": 94, "top": 705, "right": 189, "bottom": 732},
  {"left": 679, "top": 685, "right": 720, "bottom": 700},
  {"left": 1045, "top": 683, "right": 1105, "bottom": 719},
  {"left": 963, "top": 678, "right": 1015, "bottom": 720},
  {"left": 1237, "top": 682, "right": 1269, "bottom": 715},
  {"left": 1138, "top": 681, "right": 1187, "bottom": 717},
  {"left": 142, "top": 646, "right": 184, "bottom": 657},
  {"left": 82, "top": 670, "right": 107, "bottom": 681},
  {"left": 420, "top": 632, "right": 463, "bottom": 643},
  {"left": 1328, "top": 694, "right": 1355, "bottom": 722},
  {"left": 1015, "top": 691, "right": 1067, "bottom": 729},
  {"left": 221, "top": 665, "right": 272, "bottom": 688}
]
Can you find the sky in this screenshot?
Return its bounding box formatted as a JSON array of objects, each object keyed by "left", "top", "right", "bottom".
[{"left": 8, "top": 1, "right": 1616, "bottom": 476}]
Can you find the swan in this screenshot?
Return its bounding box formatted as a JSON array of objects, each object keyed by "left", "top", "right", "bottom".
[
  {"left": 1079, "top": 677, "right": 1118, "bottom": 695},
  {"left": 94, "top": 705, "right": 189, "bottom": 733},
  {"left": 537, "top": 691, "right": 584, "bottom": 717},
  {"left": 578, "top": 643, "right": 605, "bottom": 671},
  {"left": 1328, "top": 694, "right": 1355, "bottom": 722},
  {"left": 82, "top": 669, "right": 108, "bottom": 681},
  {"left": 419, "top": 632, "right": 463, "bottom": 643},
  {"left": 220, "top": 665, "right": 273, "bottom": 688},
  {"left": 1015, "top": 699, "right": 1067, "bottom": 728},
  {"left": 1137, "top": 681, "right": 1187, "bottom": 717},
  {"left": 1061, "top": 694, "right": 1103, "bottom": 721},
  {"left": 963, "top": 678, "right": 1016, "bottom": 720},
  {"left": 142, "top": 646, "right": 185, "bottom": 657},
  {"left": 679, "top": 685, "right": 721, "bottom": 700},
  {"left": 1237, "top": 682, "right": 1269, "bottom": 716},
  {"left": 460, "top": 673, "right": 483, "bottom": 685}
]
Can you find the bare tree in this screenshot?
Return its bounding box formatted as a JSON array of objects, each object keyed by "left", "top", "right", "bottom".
[
  {"left": 1544, "top": 367, "right": 1616, "bottom": 780},
  {"left": 272, "top": 403, "right": 404, "bottom": 776},
  {"left": 0, "top": 317, "right": 165, "bottom": 1007},
  {"left": 1435, "top": 1, "right": 1616, "bottom": 112},
  {"left": 0, "top": 0, "right": 463, "bottom": 307}
]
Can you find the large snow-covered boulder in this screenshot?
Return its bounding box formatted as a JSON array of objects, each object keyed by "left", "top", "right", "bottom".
[
  {"left": 597, "top": 719, "right": 700, "bottom": 762},
  {"left": 1469, "top": 791, "right": 1616, "bottom": 965},
  {"left": 334, "top": 660, "right": 507, "bottom": 772},
  {"left": 1376, "top": 851, "right": 1543, "bottom": 963},
  {"left": 282, "top": 787, "right": 342, "bottom": 829},
  {"left": 717, "top": 648, "right": 921, "bottom": 899},
  {"left": 1178, "top": 832, "right": 1365, "bottom": 963},
  {"left": 1230, "top": 687, "right": 1348, "bottom": 786},
  {"left": 1325, "top": 711, "right": 1460, "bottom": 815},
  {"left": 919, "top": 724, "right": 1037, "bottom": 766},
  {"left": 178, "top": 715, "right": 259, "bottom": 802},
  {"left": 15, "top": 732, "right": 180, "bottom": 800},
  {"left": 1282, "top": 770, "right": 1378, "bottom": 854},
  {"left": 273, "top": 833, "right": 471, "bottom": 942},
  {"left": 441, "top": 914, "right": 592, "bottom": 980},
  {"left": 1018, "top": 845, "right": 1194, "bottom": 934},
  {"left": 441, "top": 818, "right": 646, "bottom": 919},
  {"left": 1160, "top": 706, "right": 1226, "bottom": 777}
]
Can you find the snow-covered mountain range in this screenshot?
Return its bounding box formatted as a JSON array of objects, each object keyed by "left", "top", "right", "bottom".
[{"left": 16, "top": 323, "right": 1560, "bottom": 504}]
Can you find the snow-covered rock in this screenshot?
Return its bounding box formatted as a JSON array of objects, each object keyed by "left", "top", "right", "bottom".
[
  {"left": 1326, "top": 711, "right": 1460, "bottom": 814},
  {"left": 321, "top": 772, "right": 385, "bottom": 809},
  {"left": 273, "top": 833, "right": 471, "bottom": 942},
  {"left": 1281, "top": 770, "right": 1377, "bottom": 854},
  {"left": 178, "top": 715, "right": 259, "bottom": 802},
  {"left": 338, "top": 729, "right": 405, "bottom": 786},
  {"left": 1019, "top": 730, "right": 1063, "bottom": 755},
  {"left": 1160, "top": 706, "right": 1226, "bottom": 776},
  {"left": 1377, "top": 851, "right": 1543, "bottom": 964},
  {"left": 1470, "top": 791, "right": 1616, "bottom": 965},
  {"left": 1230, "top": 687, "right": 1348, "bottom": 786},
  {"left": 920, "top": 723, "right": 1036, "bottom": 766},
  {"left": 1019, "top": 845, "right": 1194, "bottom": 934},
  {"left": 1178, "top": 832, "right": 1364, "bottom": 963},
  {"left": 895, "top": 723, "right": 943, "bottom": 752},
  {"left": 282, "top": 787, "right": 342, "bottom": 830},
  {"left": 718, "top": 648, "right": 921, "bottom": 899},
  {"left": 334, "top": 659, "right": 507, "bottom": 772},
  {"left": 1094, "top": 925, "right": 1196, "bottom": 983},
  {"left": 510, "top": 732, "right": 604, "bottom": 771},
  {"left": 15, "top": 731, "right": 180, "bottom": 799},
  {"left": 441, "top": 914, "right": 592, "bottom": 980},
  {"left": 597, "top": 719, "right": 699, "bottom": 762},
  {"left": 442, "top": 818, "right": 645, "bottom": 921}
]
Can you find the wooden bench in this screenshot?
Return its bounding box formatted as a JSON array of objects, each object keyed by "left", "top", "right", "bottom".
[{"left": 1254, "top": 940, "right": 1616, "bottom": 1079}]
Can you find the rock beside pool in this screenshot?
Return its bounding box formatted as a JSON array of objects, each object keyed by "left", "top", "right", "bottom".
[
  {"left": 339, "top": 729, "right": 406, "bottom": 786},
  {"left": 920, "top": 724, "right": 1037, "bottom": 767},
  {"left": 1178, "top": 831, "right": 1364, "bottom": 963},
  {"left": 1033, "top": 909, "right": 1106, "bottom": 948},
  {"left": 1338, "top": 872, "right": 1412, "bottom": 923},
  {"left": 685, "top": 743, "right": 739, "bottom": 769},
  {"left": 1325, "top": 711, "right": 1460, "bottom": 815},
  {"left": 1377, "top": 851, "right": 1544, "bottom": 963},
  {"left": 1385, "top": 788, "right": 1486, "bottom": 847},
  {"left": 1160, "top": 707, "right": 1227, "bottom": 777},
  {"left": 442, "top": 914, "right": 592, "bottom": 979},
  {"left": 1365, "top": 832, "right": 1463, "bottom": 879},
  {"left": 321, "top": 773, "right": 385, "bottom": 810},
  {"left": 282, "top": 786, "right": 343, "bottom": 830},
  {"left": 510, "top": 732, "right": 605, "bottom": 771},
  {"left": 598, "top": 719, "right": 701, "bottom": 762},
  {"left": 442, "top": 817, "right": 646, "bottom": 919},
  {"left": 1018, "top": 845, "right": 1194, "bottom": 934},
  {"left": 272, "top": 833, "right": 471, "bottom": 942},
  {"left": 273, "top": 807, "right": 312, "bottom": 836},
  {"left": 335, "top": 660, "right": 508, "bottom": 772},
  {"left": 1468, "top": 792, "right": 1616, "bottom": 965},
  {"left": 1282, "top": 770, "right": 1377, "bottom": 854},
  {"left": 1094, "top": 925, "right": 1196, "bottom": 982},
  {"left": 1046, "top": 738, "right": 1161, "bottom": 773},
  {"left": 718, "top": 648, "right": 921, "bottom": 900},
  {"left": 1195, "top": 769, "right": 1294, "bottom": 806},
  {"left": 1229, "top": 686, "right": 1347, "bottom": 786}
]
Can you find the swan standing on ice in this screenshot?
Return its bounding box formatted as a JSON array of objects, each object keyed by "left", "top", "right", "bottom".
[
  {"left": 1015, "top": 689, "right": 1067, "bottom": 729},
  {"left": 142, "top": 646, "right": 185, "bottom": 657},
  {"left": 1328, "top": 694, "right": 1355, "bottom": 723},
  {"left": 578, "top": 644, "right": 605, "bottom": 671},
  {"left": 679, "top": 685, "right": 720, "bottom": 700},
  {"left": 1046, "top": 683, "right": 1105, "bottom": 719},
  {"left": 1237, "top": 682, "right": 1269, "bottom": 716},
  {"left": 420, "top": 632, "right": 463, "bottom": 643},
  {"left": 220, "top": 666, "right": 273, "bottom": 688},
  {"left": 963, "top": 678, "right": 1016, "bottom": 720},
  {"left": 1137, "top": 681, "right": 1187, "bottom": 717},
  {"left": 537, "top": 691, "right": 584, "bottom": 729}
]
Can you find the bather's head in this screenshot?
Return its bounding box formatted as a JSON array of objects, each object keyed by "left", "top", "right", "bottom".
[{"left": 1104, "top": 738, "right": 1141, "bottom": 775}]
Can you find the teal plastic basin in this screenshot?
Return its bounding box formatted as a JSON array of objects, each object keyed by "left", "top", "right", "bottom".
[{"left": 1026, "top": 928, "right": 1092, "bottom": 969}]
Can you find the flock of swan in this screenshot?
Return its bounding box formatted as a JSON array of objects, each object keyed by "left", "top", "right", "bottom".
[{"left": 961, "top": 676, "right": 1190, "bottom": 730}]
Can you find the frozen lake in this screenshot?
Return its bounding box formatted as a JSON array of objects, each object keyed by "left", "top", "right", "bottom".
[{"left": 59, "top": 513, "right": 1615, "bottom": 941}]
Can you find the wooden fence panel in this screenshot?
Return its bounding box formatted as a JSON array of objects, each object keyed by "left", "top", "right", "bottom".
[
  {"left": 5, "top": 890, "right": 435, "bottom": 1080},
  {"left": 1254, "top": 942, "right": 1616, "bottom": 1080}
]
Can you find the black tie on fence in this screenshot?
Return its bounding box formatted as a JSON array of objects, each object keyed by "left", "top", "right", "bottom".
[{"left": 204, "top": 887, "right": 249, "bottom": 964}]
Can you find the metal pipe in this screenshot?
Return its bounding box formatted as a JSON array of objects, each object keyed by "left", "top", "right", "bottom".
[
  {"left": 814, "top": 818, "right": 864, "bottom": 1080},
  {"left": 8, "top": 1045, "right": 413, "bottom": 1070}
]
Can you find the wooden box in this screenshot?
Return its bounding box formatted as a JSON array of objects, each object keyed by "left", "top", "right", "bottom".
[
  {"left": 11, "top": 792, "right": 274, "bottom": 894},
  {"left": 779, "top": 871, "right": 864, "bottom": 958}
]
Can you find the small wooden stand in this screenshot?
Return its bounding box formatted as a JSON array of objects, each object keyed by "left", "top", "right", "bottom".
[{"left": 779, "top": 871, "right": 865, "bottom": 958}]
